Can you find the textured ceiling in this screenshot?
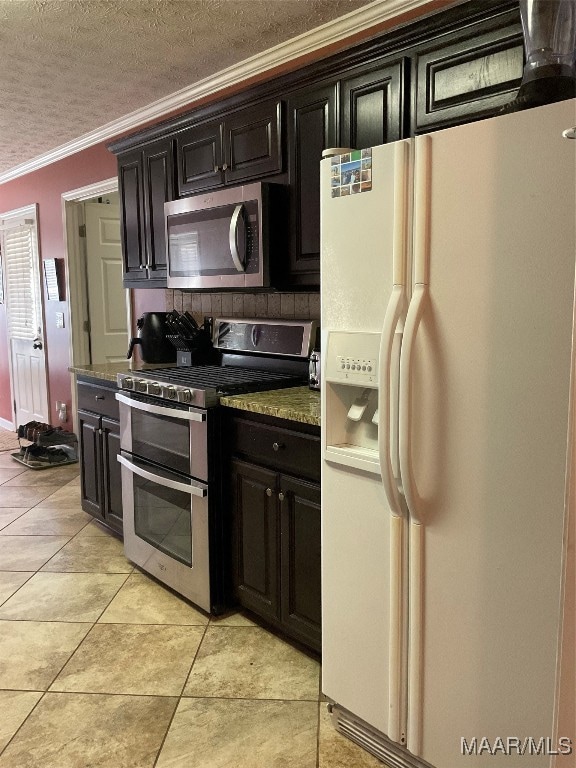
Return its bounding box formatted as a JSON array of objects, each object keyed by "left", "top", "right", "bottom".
[{"left": 0, "top": 0, "right": 374, "bottom": 178}]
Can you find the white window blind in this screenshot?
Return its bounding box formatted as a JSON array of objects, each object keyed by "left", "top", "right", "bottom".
[{"left": 2, "top": 224, "right": 42, "bottom": 340}]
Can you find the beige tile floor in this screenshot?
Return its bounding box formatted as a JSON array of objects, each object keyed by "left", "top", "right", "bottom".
[{"left": 0, "top": 448, "right": 382, "bottom": 768}]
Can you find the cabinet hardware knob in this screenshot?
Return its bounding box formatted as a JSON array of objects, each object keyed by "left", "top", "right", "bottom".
[
  {"left": 272, "top": 442, "right": 284, "bottom": 452},
  {"left": 139, "top": 264, "right": 146, "bottom": 270},
  {"left": 222, "top": 163, "right": 228, "bottom": 171},
  {"left": 213, "top": 165, "right": 220, "bottom": 173},
  {"left": 278, "top": 491, "right": 285, "bottom": 501},
  {"left": 266, "top": 488, "right": 273, "bottom": 497},
  {"left": 95, "top": 395, "right": 105, "bottom": 400}
]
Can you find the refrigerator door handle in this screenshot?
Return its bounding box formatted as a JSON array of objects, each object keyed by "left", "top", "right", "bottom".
[
  {"left": 399, "top": 284, "right": 428, "bottom": 525},
  {"left": 378, "top": 139, "right": 409, "bottom": 517},
  {"left": 399, "top": 135, "right": 431, "bottom": 526},
  {"left": 378, "top": 285, "right": 405, "bottom": 517}
]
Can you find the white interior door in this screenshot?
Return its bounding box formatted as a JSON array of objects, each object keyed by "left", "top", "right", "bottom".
[
  {"left": 84, "top": 201, "right": 128, "bottom": 363},
  {"left": 1, "top": 210, "right": 49, "bottom": 426}
]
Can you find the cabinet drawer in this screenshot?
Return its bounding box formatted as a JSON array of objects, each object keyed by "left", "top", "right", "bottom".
[
  {"left": 77, "top": 381, "right": 120, "bottom": 420},
  {"left": 231, "top": 418, "right": 320, "bottom": 482}
]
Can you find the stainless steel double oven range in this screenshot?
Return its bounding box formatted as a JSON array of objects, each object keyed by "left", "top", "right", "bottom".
[{"left": 116, "top": 318, "right": 315, "bottom": 614}]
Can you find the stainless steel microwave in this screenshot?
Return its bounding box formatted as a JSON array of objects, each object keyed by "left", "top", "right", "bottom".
[{"left": 165, "top": 182, "right": 274, "bottom": 290}]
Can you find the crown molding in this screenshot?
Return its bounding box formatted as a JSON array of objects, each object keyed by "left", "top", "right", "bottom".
[{"left": 0, "top": 0, "right": 440, "bottom": 186}]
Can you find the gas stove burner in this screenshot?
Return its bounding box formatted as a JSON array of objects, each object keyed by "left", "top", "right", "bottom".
[
  {"left": 117, "top": 365, "right": 305, "bottom": 408},
  {"left": 117, "top": 318, "right": 316, "bottom": 408}
]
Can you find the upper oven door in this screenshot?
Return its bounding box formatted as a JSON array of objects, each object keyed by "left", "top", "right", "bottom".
[
  {"left": 116, "top": 392, "right": 208, "bottom": 481},
  {"left": 164, "top": 183, "right": 266, "bottom": 289}
]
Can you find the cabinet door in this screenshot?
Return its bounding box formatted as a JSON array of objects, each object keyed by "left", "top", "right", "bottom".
[
  {"left": 176, "top": 120, "right": 224, "bottom": 195},
  {"left": 287, "top": 83, "right": 337, "bottom": 286},
  {"left": 224, "top": 101, "right": 283, "bottom": 185},
  {"left": 78, "top": 409, "right": 103, "bottom": 521},
  {"left": 231, "top": 459, "right": 279, "bottom": 621},
  {"left": 142, "top": 139, "right": 174, "bottom": 284},
  {"left": 101, "top": 417, "right": 123, "bottom": 534},
  {"left": 414, "top": 21, "right": 523, "bottom": 132},
  {"left": 279, "top": 475, "right": 321, "bottom": 651},
  {"left": 340, "top": 59, "right": 406, "bottom": 149},
  {"left": 117, "top": 150, "right": 148, "bottom": 284}
]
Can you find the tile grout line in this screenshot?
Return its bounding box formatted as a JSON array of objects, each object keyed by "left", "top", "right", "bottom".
[{"left": 0, "top": 461, "right": 328, "bottom": 767}]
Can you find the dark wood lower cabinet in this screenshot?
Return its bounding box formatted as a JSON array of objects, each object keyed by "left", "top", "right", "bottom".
[
  {"left": 232, "top": 460, "right": 279, "bottom": 622},
  {"left": 229, "top": 416, "right": 321, "bottom": 653},
  {"left": 77, "top": 379, "right": 123, "bottom": 535},
  {"left": 101, "top": 417, "right": 123, "bottom": 532},
  {"left": 279, "top": 475, "right": 321, "bottom": 649}
]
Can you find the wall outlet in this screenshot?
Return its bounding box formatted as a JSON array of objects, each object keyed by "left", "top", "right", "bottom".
[{"left": 56, "top": 401, "right": 67, "bottom": 422}]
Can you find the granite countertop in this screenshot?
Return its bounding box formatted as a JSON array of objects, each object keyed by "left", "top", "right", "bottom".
[
  {"left": 220, "top": 386, "right": 321, "bottom": 426},
  {"left": 69, "top": 361, "right": 176, "bottom": 383}
]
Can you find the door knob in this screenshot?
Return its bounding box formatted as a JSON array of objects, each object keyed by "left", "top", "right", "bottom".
[{"left": 32, "top": 338, "right": 42, "bottom": 350}]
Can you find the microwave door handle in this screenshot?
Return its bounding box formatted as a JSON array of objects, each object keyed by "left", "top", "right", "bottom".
[
  {"left": 229, "top": 204, "right": 246, "bottom": 272},
  {"left": 117, "top": 454, "right": 207, "bottom": 497},
  {"left": 116, "top": 392, "right": 206, "bottom": 423}
]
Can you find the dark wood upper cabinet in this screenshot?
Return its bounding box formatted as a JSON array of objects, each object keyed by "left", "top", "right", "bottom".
[
  {"left": 225, "top": 101, "right": 283, "bottom": 184},
  {"left": 414, "top": 19, "right": 523, "bottom": 132},
  {"left": 117, "top": 137, "right": 175, "bottom": 288},
  {"left": 110, "top": 1, "right": 525, "bottom": 291},
  {"left": 142, "top": 140, "right": 174, "bottom": 280},
  {"left": 176, "top": 120, "right": 224, "bottom": 194},
  {"left": 118, "top": 150, "right": 146, "bottom": 283},
  {"left": 176, "top": 100, "right": 283, "bottom": 196},
  {"left": 286, "top": 83, "right": 337, "bottom": 286},
  {"left": 341, "top": 58, "right": 407, "bottom": 148}
]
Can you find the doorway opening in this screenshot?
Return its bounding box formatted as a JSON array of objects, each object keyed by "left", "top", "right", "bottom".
[{"left": 63, "top": 178, "right": 132, "bottom": 432}]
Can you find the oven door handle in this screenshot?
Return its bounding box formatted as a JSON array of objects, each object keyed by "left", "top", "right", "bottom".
[
  {"left": 116, "top": 392, "right": 206, "bottom": 422},
  {"left": 117, "top": 454, "right": 208, "bottom": 497}
]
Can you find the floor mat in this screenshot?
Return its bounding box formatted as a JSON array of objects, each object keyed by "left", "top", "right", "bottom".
[{"left": 0, "top": 428, "right": 19, "bottom": 453}]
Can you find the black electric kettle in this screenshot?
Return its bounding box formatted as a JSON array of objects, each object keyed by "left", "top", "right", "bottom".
[{"left": 126, "top": 312, "right": 176, "bottom": 364}]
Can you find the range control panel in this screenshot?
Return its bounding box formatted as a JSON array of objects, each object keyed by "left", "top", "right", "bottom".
[{"left": 325, "top": 331, "right": 380, "bottom": 386}]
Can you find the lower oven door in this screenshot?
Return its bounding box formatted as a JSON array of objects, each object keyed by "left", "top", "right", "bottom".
[{"left": 118, "top": 452, "right": 211, "bottom": 612}]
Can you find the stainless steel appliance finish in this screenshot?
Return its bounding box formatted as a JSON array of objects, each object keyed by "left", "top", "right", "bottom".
[
  {"left": 164, "top": 182, "right": 276, "bottom": 290},
  {"left": 213, "top": 317, "right": 315, "bottom": 358},
  {"left": 117, "top": 318, "right": 315, "bottom": 614},
  {"left": 309, "top": 349, "right": 320, "bottom": 390}
]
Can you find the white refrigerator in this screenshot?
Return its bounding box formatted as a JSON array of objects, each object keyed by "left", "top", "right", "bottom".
[{"left": 320, "top": 99, "right": 576, "bottom": 768}]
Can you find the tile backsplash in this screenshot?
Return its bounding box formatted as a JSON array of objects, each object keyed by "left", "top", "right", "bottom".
[{"left": 166, "top": 290, "right": 319, "bottom": 322}]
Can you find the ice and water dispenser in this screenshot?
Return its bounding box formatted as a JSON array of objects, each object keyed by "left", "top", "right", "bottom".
[{"left": 324, "top": 331, "right": 392, "bottom": 475}]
